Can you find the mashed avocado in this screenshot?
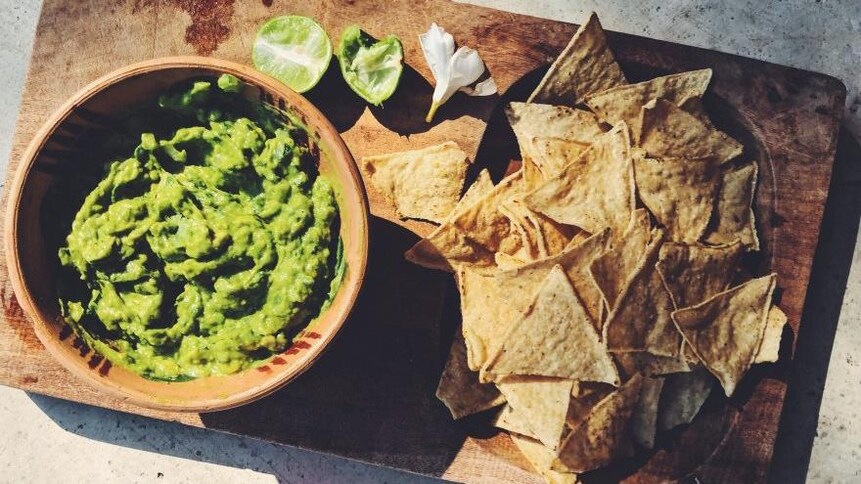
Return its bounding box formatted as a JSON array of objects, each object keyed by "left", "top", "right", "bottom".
[{"left": 57, "top": 75, "right": 343, "bottom": 381}]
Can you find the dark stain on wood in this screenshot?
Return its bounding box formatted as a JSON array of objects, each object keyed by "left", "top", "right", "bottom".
[
  {"left": 133, "top": 0, "right": 235, "bottom": 55},
  {"left": 19, "top": 375, "right": 39, "bottom": 385}
]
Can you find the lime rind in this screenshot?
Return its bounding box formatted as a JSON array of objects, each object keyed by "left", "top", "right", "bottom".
[
  {"left": 337, "top": 25, "right": 404, "bottom": 105},
  {"left": 252, "top": 15, "right": 333, "bottom": 93}
]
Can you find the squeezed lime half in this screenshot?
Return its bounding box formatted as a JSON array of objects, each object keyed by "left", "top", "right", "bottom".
[
  {"left": 337, "top": 25, "right": 403, "bottom": 105},
  {"left": 252, "top": 16, "right": 333, "bottom": 93}
]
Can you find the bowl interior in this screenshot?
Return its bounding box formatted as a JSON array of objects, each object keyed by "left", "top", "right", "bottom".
[{"left": 7, "top": 59, "right": 368, "bottom": 412}]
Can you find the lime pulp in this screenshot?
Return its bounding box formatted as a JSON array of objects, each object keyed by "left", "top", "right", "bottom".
[{"left": 252, "top": 16, "right": 333, "bottom": 93}]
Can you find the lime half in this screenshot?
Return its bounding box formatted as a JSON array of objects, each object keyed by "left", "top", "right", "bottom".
[
  {"left": 337, "top": 25, "right": 403, "bottom": 105},
  {"left": 252, "top": 16, "right": 332, "bottom": 93}
]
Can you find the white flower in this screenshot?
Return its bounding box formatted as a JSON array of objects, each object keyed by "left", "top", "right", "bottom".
[{"left": 419, "top": 23, "right": 497, "bottom": 122}]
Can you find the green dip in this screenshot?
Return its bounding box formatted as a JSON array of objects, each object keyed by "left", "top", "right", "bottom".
[{"left": 57, "top": 75, "right": 343, "bottom": 381}]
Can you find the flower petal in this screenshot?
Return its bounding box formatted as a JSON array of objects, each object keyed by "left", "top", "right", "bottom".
[
  {"left": 419, "top": 23, "right": 454, "bottom": 83},
  {"left": 460, "top": 77, "right": 498, "bottom": 96}
]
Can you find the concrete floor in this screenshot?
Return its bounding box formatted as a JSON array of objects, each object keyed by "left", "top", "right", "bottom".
[{"left": 1, "top": 1, "right": 859, "bottom": 482}]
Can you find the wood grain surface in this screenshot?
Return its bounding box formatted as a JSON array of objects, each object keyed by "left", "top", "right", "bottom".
[{"left": 0, "top": 0, "right": 845, "bottom": 482}]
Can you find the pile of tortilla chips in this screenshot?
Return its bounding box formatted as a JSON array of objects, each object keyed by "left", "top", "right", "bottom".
[{"left": 361, "top": 12, "right": 787, "bottom": 482}]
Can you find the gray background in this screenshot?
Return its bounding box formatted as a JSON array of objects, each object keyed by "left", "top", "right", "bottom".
[{"left": 1, "top": 1, "right": 859, "bottom": 482}]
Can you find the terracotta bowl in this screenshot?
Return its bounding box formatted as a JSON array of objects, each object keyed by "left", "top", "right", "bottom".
[{"left": 4, "top": 57, "right": 369, "bottom": 412}]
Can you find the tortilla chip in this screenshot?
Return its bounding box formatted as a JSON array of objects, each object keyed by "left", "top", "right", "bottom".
[
  {"left": 603, "top": 234, "right": 682, "bottom": 357},
  {"left": 753, "top": 305, "right": 787, "bottom": 364},
  {"left": 634, "top": 155, "right": 720, "bottom": 243},
  {"left": 679, "top": 96, "right": 714, "bottom": 128},
  {"left": 456, "top": 169, "right": 496, "bottom": 213},
  {"left": 361, "top": 141, "right": 470, "bottom": 222},
  {"left": 495, "top": 251, "right": 528, "bottom": 271},
  {"left": 492, "top": 229, "right": 611, "bottom": 328},
  {"left": 529, "top": 137, "right": 592, "bottom": 177},
  {"left": 585, "top": 68, "right": 712, "bottom": 127},
  {"left": 404, "top": 228, "right": 496, "bottom": 273},
  {"left": 436, "top": 328, "right": 506, "bottom": 419},
  {"left": 528, "top": 12, "right": 627, "bottom": 106},
  {"left": 404, "top": 169, "right": 496, "bottom": 272},
  {"left": 507, "top": 102, "right": 604, "bottom": 172},
  {"left": 462, "top": 230, "right": 611, "bottom": 374},
  {"left": 632, "top": 376, "right": 665, "bottom": 449},
  {"left": 459, "top": 267, "right": 516, "bottom": 371},
  {"left": 656, "top": 241, "right": 744, "bottom": 309},
  {"left": 704, "top": 162, "right": 760, "bottom": 250},
  {"left": 614, "top": 352, "right": 691, "bottom": 381},
  {"left": 672, "top": 274, "right": 777, "bottom": 396},
  {"left": 511, "top": 435, "right": 579, "bottom": 484},
  {"left": 528, "top": 207, "right": 581, "bottom": 258},
  {"left": 404, "top": 171, "right": 523, "bottom": 272},
  {"left": 495, "top": 404, "right": 541, "bottom": 440},
  {"left": 636, "top": 99, "right": 743, "bottom": 164},
  {"left": 497, "top": 377, "right": 575, "bottom": 450},
  {"left": 501, "top": 199, "right": 579, "bottom": 261},
  {"left": 507, "top": 102, "right": 604, "bottom": 140},
  {"left": 590, "top": 209, "right": 655, "bottom": 313},
  {"left": 452, "top": 170, "right": 529, "bottom": 255},
  {"left": 683, "top": 342, "right": 700, "bottom": 365},
  {"left": 657, "top": 366, "right": 714, "bottom": 431},
  {"left": 483, "top": 266, "right": 619, "bottom": 385},
  {"left": 555, "top": 374, "right": 643, "bottom": 473},
  {"left": 522, "top": 159, "right": 547, "bottom": 189},
  {"left": 524, "top": 123, "right": 635, "bottom": 234},
  {"left": 567, "top": 383, "right": 614, "bottom": 429}
]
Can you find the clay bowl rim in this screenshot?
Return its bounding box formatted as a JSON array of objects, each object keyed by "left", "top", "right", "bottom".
[{"left": 4, "top": 56, "right": 370, "bottom": 413}]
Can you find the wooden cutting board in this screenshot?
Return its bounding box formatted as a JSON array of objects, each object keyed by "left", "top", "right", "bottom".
[{"left": 0, "top": 0, "right": 845, "bottom": 482}]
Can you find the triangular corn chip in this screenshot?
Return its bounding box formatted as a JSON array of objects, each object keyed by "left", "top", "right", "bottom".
[
  {"left": 497, "top": 377, "right": 575, "bottom": 450},
  {"left": 614, "top": 351, "right": 691, "bottom": 380},
  {"left": 459, "top": 267, "right": 515, "bottom": 371},
  {"left": 456, "top": 169, "right": 495, "bottom": 212},
  {"left": 657, "top": 366, "right": 714, "bottom": 431},
  {"left": 483, "top": 265, "right": 619, "bottom": 385},
  {"left": 631, "top": 375, "right": 665, "bottom": 449},
  {"left": 524, "top": 123, "right": 635, "bottom": 234},
  {"left": 753, "top": 305, "right": 787, "bottom": 364},
  {"left": 495, "top": 404, "right": 541, "bottom": 440},
  {"left": 585, "top": 68, "right": 712, "bottom": 127},
  {"left": 494, "top": 251, "right": 529, "bottom": 270},
  {"left": 529, "top": 136, "right": 592, "bottom": 178},
  {"left": 452, "top": 170, "right": 529, "bottom": 255},
  {"left": 436, "top": 328, "right": 506, "bottom": 419},
  {"left": 511, "top": 435, "right": 579, "bottom": 484},
  {"left": 361, "top": 141, "right": 470, "bottom": 222},
  {"left": 491, "top": 229, "right": 611, "bottom": 328},
  {"left": 507, "top": 102, "right": 604, "bottom": 141},
  {"left": 555, "top": 374, "right": 643, "bottom": 472},
  {"left": 672, "top": 274, "right": 777, "bottom": 396},
  {"left": 404, "top": 228, "right": 496, "bottom": 272},
  {"left": 656, "top": 241, "right": 744, "bottom": 309},
  {"left": 636, "top": 99, "right": 743, "bottom": 164},
  {"left": 603, "top": 234, "right": 682, "bottom": 357},
  {"left": 462, "top": 230, "right": 610, "bottom": 373},
  {"left": 404, "top": 170, "right": 519, "bottom": 272},
  {"left": 528, "top": 12, "right": 627, "bottom": 106},
  {"left": 500, "top": 199, "right": 578, "bottom": 259},
  {"left": 567, "top": 383, "right": 614, "bottom": 429},
  {"left": 590, "top": 209, "right": 655, "bottom": 312},
  {"left": 634, "top": 155, "right": 720, "bottom": 243},
  {"left": 704, "top": 162, "right": 760, "bottom": 250},
  {"left": 507, "top": 102, "right": 604, "bottom": 171}
]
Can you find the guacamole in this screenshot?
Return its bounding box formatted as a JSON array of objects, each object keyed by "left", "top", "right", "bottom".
[{"left": 57, "top": 75, "right": 343, "bottom": 381}]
